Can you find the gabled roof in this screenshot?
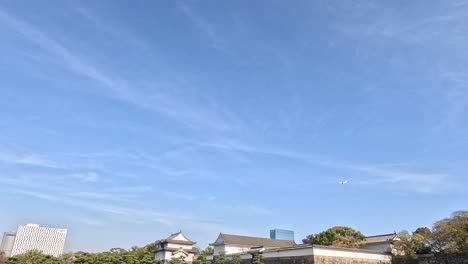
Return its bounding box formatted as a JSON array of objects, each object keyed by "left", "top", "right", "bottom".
[
  {"left": 158, "top": 231, "right": 196, "bottom": 245},
  {"left": 364, "top": 233, "right": 398, "bottom": 244},
  {"left": 166, "top": 232, "right": 190, "bottom": 240},
  {"left": 210, "top": 233, "right": 296, "bottom": 248}
]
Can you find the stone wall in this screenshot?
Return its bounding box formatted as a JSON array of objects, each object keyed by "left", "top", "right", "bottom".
[
  {"left": 392, "top": 253, "right": 468, "bottom": 264},
  {"left": 264, "top": 256, "right": 314, "bottom": 264},
  {"left": 314, "top": 255, "right": 390, "bottom": 264}
]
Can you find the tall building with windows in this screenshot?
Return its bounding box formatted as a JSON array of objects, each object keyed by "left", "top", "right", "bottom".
[
  {"left": 0, "top": 232, "right": 17, "bottom": 258},
  {"left": 8, "top": 224, "right": 67, "bottom": 257},
  {"left": 270, "top": 229, "right": 294, "bottom": 241}
]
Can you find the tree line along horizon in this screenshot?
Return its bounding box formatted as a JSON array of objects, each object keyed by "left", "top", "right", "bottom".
[{"left": 0, "top": 210, "right": 466, "bottom": 264}]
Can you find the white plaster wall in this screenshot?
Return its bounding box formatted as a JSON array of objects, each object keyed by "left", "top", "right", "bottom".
[
  {"left": 263, "top": 248, "right": 314, "bottom": 258},
  {"left": 312, "top": 248, "right": 392, "bottom": 261},
  {"left": 214, "top": 245, "right": 253, "bottom": 255},
  {"left": 213, "top": 245, "right": 225, "bottom": 255},
  {"left": 235, "top": 247, "right": 389, "bottom": 261},
  {"left": 186, "top": 253, "right": 195, "bottom": 262},
  {"left": 167, "top": 243, "right": 193, "bottom": 250},
  {"left": 218, "top": 245, "right": 390, "bottom": 262},
  {"left": 155, "top": 251, "right": 173, "bottom": 261},
  {"left": 225, "top": 254, "right": 252, "bottom": 260},
  {"left": 224, "top": 245, "right": 251, "bottom": 255}
]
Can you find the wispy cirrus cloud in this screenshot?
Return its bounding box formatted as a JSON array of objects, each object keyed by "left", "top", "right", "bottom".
[
  {"left": 332, "top": 2, "right": 468, "bottom": 130},
  {"left": 0, "top": 174, "right": 144, "bottom": 203},
  {"left": 79, "top": 217, "right": 106, "bottom": 227},
  {"left": 71, "top": 172, "right": 99, "bottom": 183},
  {"left": 0, "top": 7, "right": 232, "bottom": 132},
  {"left": 0, "top": 149, "right": 65, "bottom": 169},
  {"left": 196, "top": 140, "right": 459, "bottom": 193},
  {"left": 348, "top": 166, "right": 453, "bottom": 193},
  {"left": 9, "top": 186, "right": 230, "bottom": 232},
  {"left": 178, "top": 1, "right": 225, "bottom": 51},
  {"left": 0, "top": 145, "right": 102, "bottom": 171},
  {"left": 0, "top": 175, "right": 207, "bottom": 227},
  {"left": 74, "top": 7, "right": 151, "bottom": 51},
  {"left": 163, "top": 191, "right": 199, "bottom": 201}
]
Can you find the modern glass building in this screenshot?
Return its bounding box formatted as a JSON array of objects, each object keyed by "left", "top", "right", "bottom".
[{"left": 270, "top": 229, "right": 294, "bottom": 241}]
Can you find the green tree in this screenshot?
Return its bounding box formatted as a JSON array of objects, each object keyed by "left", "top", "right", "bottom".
[
  {"left": 412, "top": 227, "right": 432, "bottom": 254},
  {"left": 197, "top": 254, "right": 210, "bottom": 264},
  {"left": 4, "top": 250, "right": 62, "bottom": 264},
  {"left": 73, "top": 251, "right": 99, "bottom": 264},
  {"left": 414, "top": 227, "right": 431, "bottom": 237},
  {"left": 231, "top": 255, "right": 241, "bottom": 264},
  {"left": 250, "top": 253, "right": 263, "bottom": 264},
  {"left": 432, "top": 210, "right": 468, "bottom": 253},
  {"left": 302, "top": 234, "right": 315, "bottom": 245},
  {"left": 70, "top": 242, "right": 158, "bottom": 264},
  {"left": 303, "top": 226, "right": 365, "bottom": 248},
  {"left": 201, "top": 247, "right": 214, "bottom": 255},
  {"left": 169, "top": 256, "right": 186, "bottom": 264},
  {"left": 130, "top": 243, "right": 158, "bottom": 264},
  {"left": 41, "top": 255, "right": 63, "bottom": 264},
  {"left": 395, "top": 230, "right": 415, "bottom": 256},
  {"left": 60, "top": 252, "right": 76, "bottom": 264},
  {"left": 197, "top": 246, "right": 214, "bottom": 264},
  {"left": 394, "top": 227, "right": 433, "bottom": 256},
  {"left": 214, "top": 252, "right": 225, "bottom": 264}
]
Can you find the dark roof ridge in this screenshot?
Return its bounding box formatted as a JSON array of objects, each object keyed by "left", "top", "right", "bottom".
[
  {"left": 365, "top": 233, "right": 396, "bottom": 238},
  {"left": 212, "top": 233, "right": 296, "bottom": 248},
  {"left": 168, "top": 231, "right": 182, "bottom": 237},
  {"left": 220, "top": 233, "right": 293, "bottom": 242}
]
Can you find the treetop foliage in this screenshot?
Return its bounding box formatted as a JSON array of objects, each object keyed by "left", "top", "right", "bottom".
[
  {"left": 213, "top": 252, "right": 225, "bottom": 264},
  {"left": 1, "top": 242, "right": 159, "bottom": 264},
  {"left": 301, "top": 210, "right": 467, "bottom": 255},
  {"left": 302, "top": 226, "right": 365, "bottom": 248},
  {"left": 231, "top": 254, "right": 241, "bottom": 264},
  {"left": 200, "top": 247, "right": 214, "bottom": 256},
  {"left": 431, "top": 210, "right": 468, "bottom": 253},
  {"left": 395, "top": 211, "right": 468, "bottom": 255},
  {"left": 250, "top": 253, "right": 263, "bottom": 264}
]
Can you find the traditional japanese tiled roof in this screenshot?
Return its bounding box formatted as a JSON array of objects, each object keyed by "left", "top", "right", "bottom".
[
  {"left": 210, "top": 233, "right": 296, "bottom": 248},
  {"left": 157, "top": 232, "right": 196, "bottom": 245},
  {"left": 364, "top": 233, "right": 398, "bottom": 244}
]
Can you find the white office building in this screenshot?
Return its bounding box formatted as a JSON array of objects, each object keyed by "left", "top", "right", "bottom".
[
  {"left": 7, "top": 224, "right": 67, "bottom": 257},
  {"left": 0, "top": 232, "right": 16, "bottom": 258}
]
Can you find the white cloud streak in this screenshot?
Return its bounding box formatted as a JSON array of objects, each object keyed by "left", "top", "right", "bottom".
[
  {"left": 0, "top": 7, "right": 232, "bottom": 131},
  {"left": 74, "top": 7, "right": 151, "bottom": 51},
  {"left": 178, "top": 1, "right": 225, "bottom": 51},
  {"left": 0, "top": 150, "right": 65, "bottom": 169},
  {"left": 197, "top": 140, "right": 458, "bottom": 193},
  {"left": 0, "top": 177, "right": 220, "bottom": 229},
  {"left": 333, "top": 2, "right": 468, "bottom": 129},
  {"left": 71, "top": 172, "right": 99, "bottom": 183}
]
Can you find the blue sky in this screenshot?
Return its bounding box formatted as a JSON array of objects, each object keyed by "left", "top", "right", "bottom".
[{"left": 0, "top": 0, "right": 467, "bottom": 252}]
